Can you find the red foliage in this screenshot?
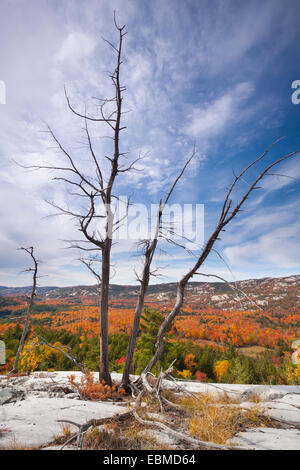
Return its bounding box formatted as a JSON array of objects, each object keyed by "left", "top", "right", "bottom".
[
  {"left": 271, "top": 355, "right": 281, "bottom": 367},
  {"left": 115, "top": 356, "right": 126, "bottom": 364},
  {"left": 195, "top": 370, "right": 207, "bottom": 382}
]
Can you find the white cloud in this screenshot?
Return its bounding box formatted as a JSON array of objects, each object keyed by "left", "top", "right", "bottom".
[
  {"left": 223, "top": 199, "right": 300, "bottom": 269},
  {"left": 55, "top": 32, "right": 96, "bottom": 65},
  {"left": 185, "top": 82, "right": 254, "bottom": 139},
  {"left": 224, "top": 223, "right": 300, "bottom": 269},
  {"left": 0, "top": 0, "right": 299, "bottom": 286}
]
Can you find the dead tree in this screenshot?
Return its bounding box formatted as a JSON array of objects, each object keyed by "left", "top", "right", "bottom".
[
  {"left": 141, "top": 139, "right": 299, "bottom": 377},
  {"left": 22, "top": 15, "right": 132, "bottom": 385},
  {"left": 10, "top": 247, "right": 38, "bottom": 374},
  {"left": 121, "top": 149, "right": 196, "bottom": 390}
]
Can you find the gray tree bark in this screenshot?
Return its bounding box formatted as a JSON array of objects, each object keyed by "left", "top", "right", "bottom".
[{"left": 11, "top": 247, "right": 38, "bottom": 374}]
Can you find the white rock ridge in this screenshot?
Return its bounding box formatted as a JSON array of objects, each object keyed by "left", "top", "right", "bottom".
[{"left": 0, "top": 371, "right": 300, "bottom": 450}]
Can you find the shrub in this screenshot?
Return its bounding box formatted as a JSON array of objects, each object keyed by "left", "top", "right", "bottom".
[
  {"left": 214, "top": 360, "right": 229, "bottom": 382},
  {"left": 283, "top": 363, "right": 300, "bottom": 385},
  {"left": 68, "top": 370, "right": 126, "bottom": 401},
  {"left": 177, "top": 369, "right": 192, "bottom": 379},
  {"left": 195, "top": 370, "right": 207, "bottom": 382},
  {"left": 184, "top": 353, "right": 196, "bottom": 370}
]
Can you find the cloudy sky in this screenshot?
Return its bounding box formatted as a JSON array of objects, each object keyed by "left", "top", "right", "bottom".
[{"left": 0, "top": 0, "right": 299, "bottom": 287}]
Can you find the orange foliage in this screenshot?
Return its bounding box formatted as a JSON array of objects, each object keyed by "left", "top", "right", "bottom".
[
  {"left": 67, "top": 370, "right": 126, "bottom": 401},
  {"left": 184, "top": 353, "right": 196, "bottom": 370},
  {"left": 1, "top": 294, "right": 299, "bottom": 358}
]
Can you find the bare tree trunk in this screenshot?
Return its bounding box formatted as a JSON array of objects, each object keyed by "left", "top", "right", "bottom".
[
  {"left": 121, "top": 265, "right": 150, "bottom": 389},
  {"left": 22, "top": 16, "right": 130, "bottom": 385},
  {"left": 121, "top": 151, "right": 196, "bottom": 389},
  {"left": 11, "top": 247, "right": 38, "bottom": 374},
  {"left": 143, "top": 282, "right": 185, "bottom": 375},
  {"left": 99, "top": 239, "right": 112, "bottom": 385}
]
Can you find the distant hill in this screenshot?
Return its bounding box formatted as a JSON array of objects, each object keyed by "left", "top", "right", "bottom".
[{"left": 1, "top": 275, "right": 300, "bottom": 311}]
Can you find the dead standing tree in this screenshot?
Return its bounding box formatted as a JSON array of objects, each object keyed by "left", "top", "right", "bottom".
[
  {"left": 10, "top": 247, "right": 38, "bottom": 374},
  {"left": 22, "top": 16, "right": 196, "bottom": 386},
  {"left": 121, "top": 150, "right": 196, "bottom": 390},
  {"left": 19, "top": 17, "right": 299, "bottom": 392},
  {"left": 23, "top": 16, "right": 132, "bottom": 385},
  {"left": 141, "top": 139, "right": 299, "bottom": 378}
]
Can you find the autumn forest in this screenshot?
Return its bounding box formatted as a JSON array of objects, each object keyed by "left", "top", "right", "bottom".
[{"left": 1, "top": 276, "right": 299, "bottom": 386}]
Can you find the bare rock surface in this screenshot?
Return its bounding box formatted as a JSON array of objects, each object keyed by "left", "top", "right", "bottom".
[
  {"left": 229, "top": 428, "right": 300, "bottom": 450},
  {"left": 42, "top": 445, "right": 75, "bottom": 450},
  {"left": 0, "top": 397, "right": 127, "bottom": 449},
  {"left": 167, "top": 380, "right": 300, "bottom": 401},
  {"left": 0, "top": 389, "right": 14, "bottom": 405},
  {"left": 263, "top": 396, "right": 300, "bottom": 426}
]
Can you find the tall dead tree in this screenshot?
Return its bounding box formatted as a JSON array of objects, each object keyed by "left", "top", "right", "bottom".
[
  {"left": 10, "top": 247, "right": 38, "bottom": 374},
  {"left": 23, "top": 15, "right": 132, "bottom": 385},
  {"left": 141, "top": 140, "right": 299, "bottom": 377},
  {"left": 18, "top": 17, "right": 299, "bottom": 391},
  {"left": 121, "top": 149, "right": 196, "bottom": 390}
]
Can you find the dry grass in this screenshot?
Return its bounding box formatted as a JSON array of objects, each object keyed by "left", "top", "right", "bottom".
[
  {"left": 61, "top": 423, "right": 71, "bottom": 438},
  {"left": 83, "top": 419, "right": 173, "bottom": 450},
  {"left": 52, "top": 423, "right": 72, "bottom": 445},
  {"left": 47, "top": 389, "right": 277, "bottom": 451},
  {"left": 178, "top": 392, "right": 275, "bottom": 445},
  {"left": 239, "top": 346, "right": 271, "bottom": 359},
  {"left": 0, "top": 438, "right": 40, "bottom": 451},
  {"left": 247, "top": 391, "right": 261, "bottom": 403}
]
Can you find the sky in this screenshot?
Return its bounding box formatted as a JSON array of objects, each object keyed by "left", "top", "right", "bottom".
[{"left": 0, "top": 0, "right": 300, "bottom": 287}]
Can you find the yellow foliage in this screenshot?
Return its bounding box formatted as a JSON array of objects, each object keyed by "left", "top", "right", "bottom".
[
  {"left": 214, "top": 360, "right": 230, "bottom": 382},
  {"left": 177, "top": 369, "right": 192, "bottom": 379},
  {"left": 19, "top": 338, "right": 41, "bottom": 372},
  {"left": 19, "top": 338, "right": 69, "bottom": 373},
  {"left": 284, "top": 364, "right": 300, "bottom": 385}
]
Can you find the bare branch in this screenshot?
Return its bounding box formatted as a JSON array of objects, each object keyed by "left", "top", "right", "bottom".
[{"left": 64, "top": 85, "right": 117, "bottom": 123}]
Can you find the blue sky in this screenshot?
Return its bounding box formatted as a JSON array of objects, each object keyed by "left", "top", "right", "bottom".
[{"left": 0, "top": 0, "right": 299, "bottom": 286}]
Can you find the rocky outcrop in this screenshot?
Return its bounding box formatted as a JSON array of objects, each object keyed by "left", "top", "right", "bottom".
[{"left": 0, "top": 372, "right": 300, "bottom": 450}]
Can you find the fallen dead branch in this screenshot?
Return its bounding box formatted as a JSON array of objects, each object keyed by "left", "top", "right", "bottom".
[
  {"left": 57, "top": 362, "right": 257, "bottom": 450},
  {"left": 33, "top": 333, "right": 87, "bottom": 373}
]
